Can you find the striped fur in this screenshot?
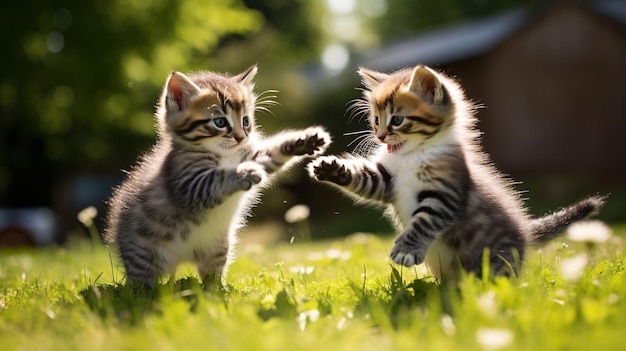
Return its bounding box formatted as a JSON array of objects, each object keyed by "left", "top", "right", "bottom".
[
  {"left": 309, "top": 64, "right": 605, "bottom": 280},
  {"left": 105, "top": 66, "right": 330, "bottom": 286}
]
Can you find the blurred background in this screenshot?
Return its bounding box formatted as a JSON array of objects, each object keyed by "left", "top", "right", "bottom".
[{"left": 1, "top": 0, "right": 624, "bottom": 247}]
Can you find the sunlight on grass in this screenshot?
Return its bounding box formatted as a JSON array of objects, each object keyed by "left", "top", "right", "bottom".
[{"left": 0, "top": 227, "right": 625, "bottom": 350}]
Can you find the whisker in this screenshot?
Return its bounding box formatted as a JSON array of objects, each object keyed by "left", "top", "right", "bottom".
[
  {"left": 346, "top": 98, "right": 371, "bottom": 123},
  {"left": 254, "top": 105, "right": 277, "bottom": 118},
  {"left": 254, "top": 89, "right": 281, "bottom": 118},
  {"left": 353, "top": 137, "right": 379, "bottom": 156},
  {"left": 257, "top": 96, "right": 277, "bottom": 101},
  {"left": 256, "top": 93, "right": 278, "bottom": 101},
  {"left": 343, "top": 130, "right": 371, "bottom": 136},
  {"left": 256, "top": 90, "right": 279, "bottom": 105},
  {"left": 257, "top": 89, "right": 279, "bottom": 98},
  {"left": 256, "top": 99, "right": 280, "bottom": 107},
  {"left": 346, "top": 133, "right": 371, "bottom": 148}
]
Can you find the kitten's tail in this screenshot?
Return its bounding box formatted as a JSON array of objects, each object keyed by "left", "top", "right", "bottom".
[{"left": 529, "top": 195, "right": 607, "bottom": 243}]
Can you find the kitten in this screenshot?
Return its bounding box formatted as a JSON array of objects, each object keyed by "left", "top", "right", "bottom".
[
  {"left": 309, "top": 64, "right": 604, "bottom": 280},
  {"left": 105, "top": 65, "right": 330, "bottom": 286}
]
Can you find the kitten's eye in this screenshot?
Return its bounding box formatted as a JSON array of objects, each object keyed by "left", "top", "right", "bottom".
[
  {"left": 374, "top": 116, "right": 380, "bottom": 126},
  {"left": 390, "top": 115, "right": 404, "bottom": 126},
  {"left": 242, "top": 116, "right": 250, "bottom": 128},
  {"left": 213, "top": 117, "right": 228, "bottom": 128}
]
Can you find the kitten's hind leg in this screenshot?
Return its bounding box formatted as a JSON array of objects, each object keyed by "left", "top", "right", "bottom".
[
  {"left": 119, "top": 241, "right": 163, "bottom": 287},
  {"left": 194, "top": 246, "right": 230, "bottom": 289},
  {"left": 484, "top": 246, "right": 522, "bottom": 278}
]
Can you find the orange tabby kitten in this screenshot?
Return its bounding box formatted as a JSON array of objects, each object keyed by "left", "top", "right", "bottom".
[{"left": 309, "top": 64, "right": 604, "bottom": 280}]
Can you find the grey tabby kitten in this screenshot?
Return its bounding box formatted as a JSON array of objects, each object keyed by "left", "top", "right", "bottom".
[
  {"left": 105, "top": 65, "right": 330, "bottom": 286},
  {"left": 309, "top": 64, "right": 604, "bottom": 280}
]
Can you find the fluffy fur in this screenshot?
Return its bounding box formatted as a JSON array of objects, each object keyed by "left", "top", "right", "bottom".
[
  {"left": 309, "top": 64, "right": 604, "bottom": 280},
  {"left": 105, "top": 65, "right": 330, "bottom": 286}
]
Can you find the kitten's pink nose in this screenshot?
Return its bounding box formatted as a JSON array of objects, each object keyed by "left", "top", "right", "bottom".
[
  {"left": 233, "top": 131, "right": 247, "bottom": 144},
  {"left": 375, "top": 129, "right": 388, "bottom": 143}
]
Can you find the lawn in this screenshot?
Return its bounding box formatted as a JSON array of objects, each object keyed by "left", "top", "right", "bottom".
[{"left": 0, "top": 224, "right": 625, "bottom": 351}]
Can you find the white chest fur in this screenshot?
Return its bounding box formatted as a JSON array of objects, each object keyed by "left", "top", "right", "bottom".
[
  {"left": 374, "top": 143, "right": 456, "bottom": 228},
  {"left": 378, "top": 153, "right": 424, "bottom": 227},
  {"left": 161, "top": 152, "right": 256, "bottom": 267},
  {"left": 163, "top": 191, "right": 250, "bottom": 266}
]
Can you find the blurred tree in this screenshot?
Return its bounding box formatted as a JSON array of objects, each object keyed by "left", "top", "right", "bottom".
[
  {"left": 0, "top": 0, "right": 262, "bottom": 207},
  {"left": 238, "top": 0, "right": 325, "bottom": 64},
  {"left": 208, "top": 0, "right": 328, "bottom": 132}
]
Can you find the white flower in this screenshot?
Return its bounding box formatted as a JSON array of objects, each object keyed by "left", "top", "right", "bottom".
[
  {"left": 297, "top": 309, "right": 320, "bottom": 331},
  {"left": 476, "top": 328, "right": 514, "bottom": 350},
  {"left": 336, "top": 317, "right": 348, "bottom": 330},
  {"left": 325, "top": 249, "right": 352, "bottom": 260},
  {"left": 441, "top": 314, "right": 456, "bottom": 335},
  {"left": 560, "top": 253, "right": 588, "bottom": 281},
  {"left": 307, "top": 249, "right": 352, "bottom": 261},
  {"left": 566, "top": 220, "right": 612, "bottom": 244},
  {"left": 284, "top": 204, "right": 310, "bottom": 223},
  {"left": 289, "top": 265, "right": 315, "bottom": 275},
  {"left": 43, "top": 306, "right": 56, "bottom": 320},
  {"left": 77, "top": 206, "right": 97, "bottom": 227},
  {"left": 477, "top": 290, "right": 497, "bottom": 317}
]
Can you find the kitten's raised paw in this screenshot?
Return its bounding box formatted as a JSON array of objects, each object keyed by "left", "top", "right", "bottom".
[
  {"left": 390, "top": 241, "right": 426, "bottom": 267},
  {"left": 236, "top": 162, "right": 267, "bottom": 190},
  {"left": 309, "top": 157, "right": 352, "bottom": 186},
  {"left": 282, "top": 127, "right": 331, "bottom": 156}
]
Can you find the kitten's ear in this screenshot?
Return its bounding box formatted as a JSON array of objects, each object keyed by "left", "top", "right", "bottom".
[
  {"left": 358, "top": 67, "right": 388, "bottom": 90},
  {"left": 165, "top": 71, "right": 200, "bottom": 112},
  {"left": 408, "top": 65, "right": 447, "bottom": 105},
  {"left": 233, "top": 64, "right": 258, "bottom": 86}
]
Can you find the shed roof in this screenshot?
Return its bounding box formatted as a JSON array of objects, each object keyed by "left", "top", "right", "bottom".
[{"left": 359, "top": 0, "right": 626, "bottom": 71}]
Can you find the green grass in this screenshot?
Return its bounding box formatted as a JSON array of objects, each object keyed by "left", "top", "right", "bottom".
[{"left": 1, "top": 226, "right": 625, "bottom": 351}]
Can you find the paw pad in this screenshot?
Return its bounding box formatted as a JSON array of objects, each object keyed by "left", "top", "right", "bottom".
[{"left": 312, "top": 158, "right": 352, "bottom": 186}]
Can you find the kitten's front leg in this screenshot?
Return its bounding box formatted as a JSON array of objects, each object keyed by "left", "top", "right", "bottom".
[
  {"left": 309, "top": 156, "right": 352, "bottom": 186},
  {"left": 390, "top": 229, "right": 431, "bottom": 267},
  {"left": 309, "top": 156, "right": 393, "bottom": 203},
  {"left": 165, "top": 157, "right": 267, "bottom": 211},
  {"left": 390, "top": 202, "right": 459, "bottom": 267},
  {"left": 254, "top": 127, "right": 331, "bottom": 174},
  {"left": 235, "top": 161, "right": 267, "bottom": 191},
  {"left": 390, "top": 179, "right": 469, "bottom": 267},
  {"left": 280, "top": 126, "right": 330, "bottom": 157}
]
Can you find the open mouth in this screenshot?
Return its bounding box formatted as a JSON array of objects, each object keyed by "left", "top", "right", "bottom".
[{"left": 386, "top": 142, "right": 405, "bottom": 153}]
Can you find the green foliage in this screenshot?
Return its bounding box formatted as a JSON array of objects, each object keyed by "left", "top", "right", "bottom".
[
  {"left": 0, "top": 0, "right": 263, "bottom": 205},
  {"left": 1, "top": 227, "right": 625, "bottom": 350}
]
